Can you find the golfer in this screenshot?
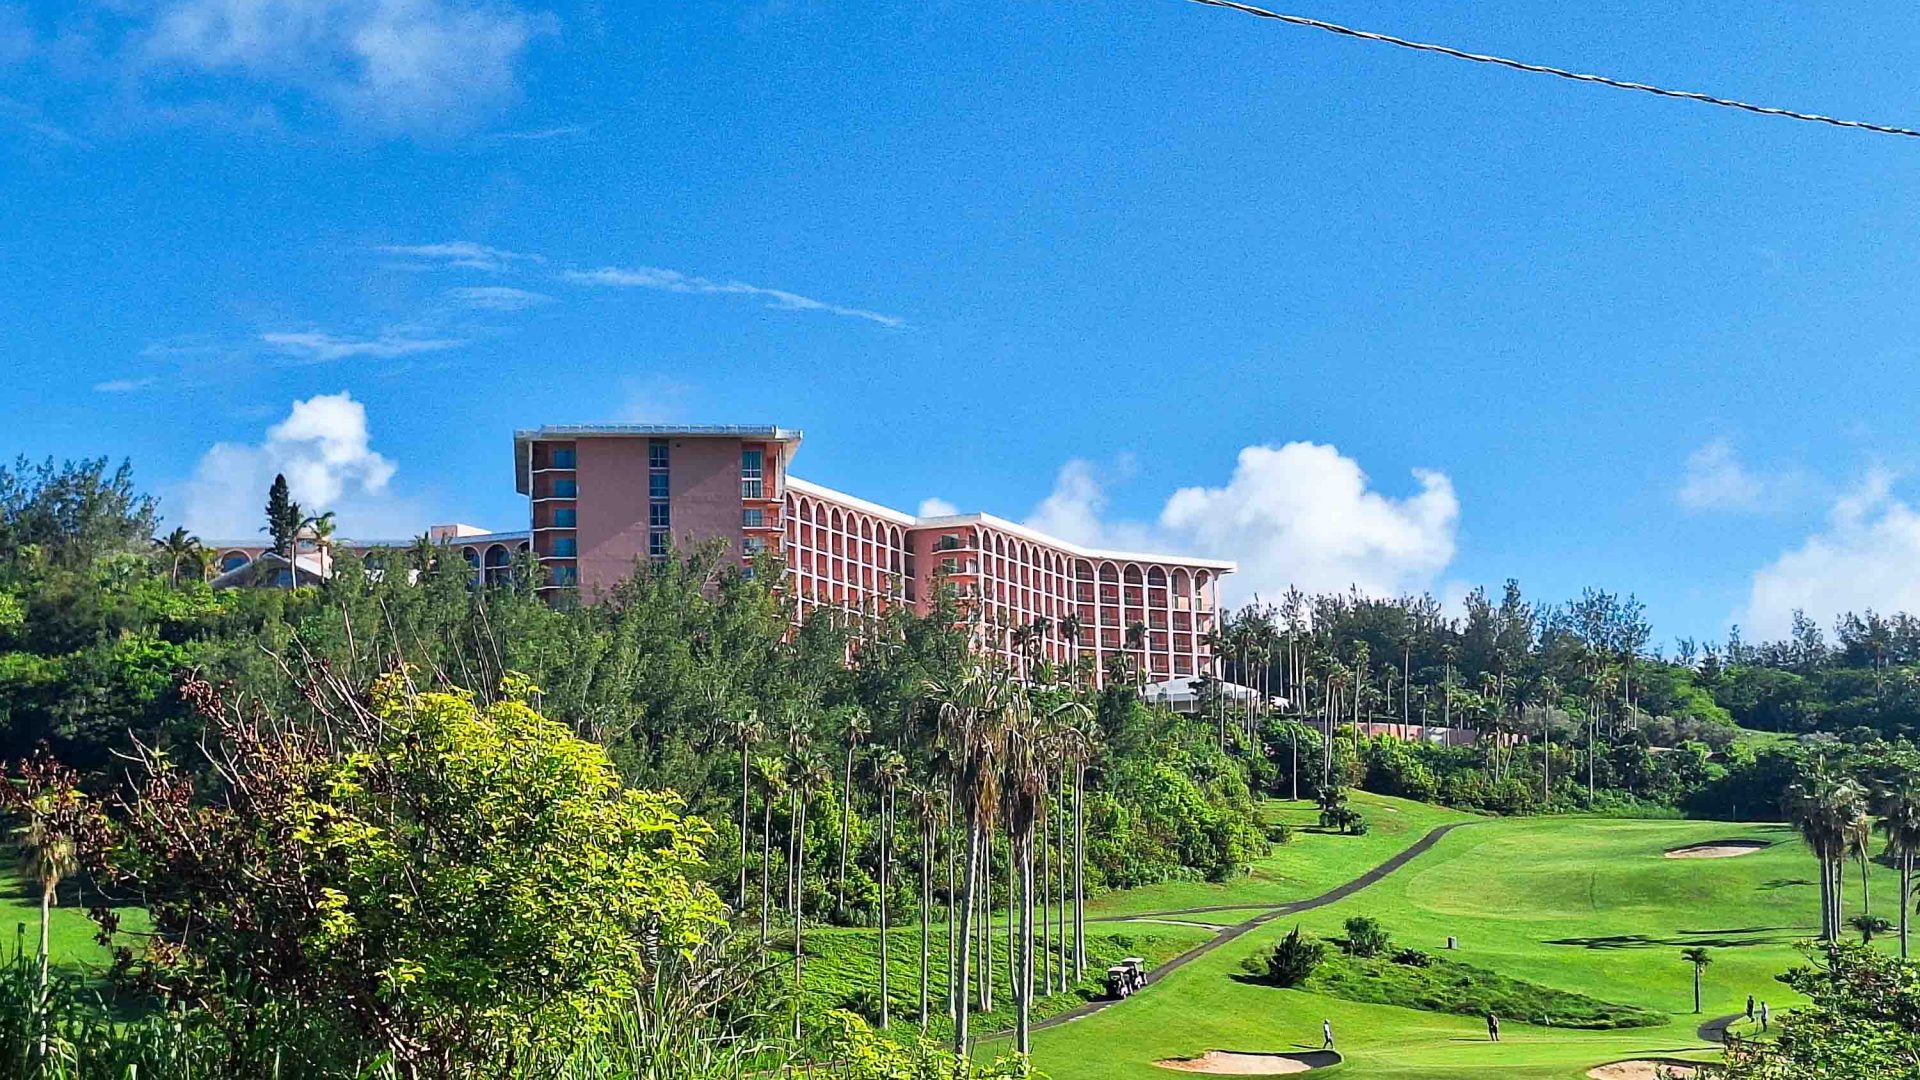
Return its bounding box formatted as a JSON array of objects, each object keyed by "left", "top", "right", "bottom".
[
  {"left": 1759, "top": 1001, "right": 1769, "bottom": 1032},
  {"left": 1487, "top": 1012, "right": 1500, "bottom": 1042},
  {"left": 1322, "top": 1019, "right": 1334, "bottom": 1050},
  {"left": 1746, "top": 995, "right": 1755, "bottom": 1022}
]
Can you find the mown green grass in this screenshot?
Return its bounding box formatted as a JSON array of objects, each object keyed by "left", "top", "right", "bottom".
[
  {"left": 0, "top": 868, "right": 139, "bottom": 973},
  {"left": 1292, "top": 949, "right": 1666, "bottom": 1030},
  {"left": 796, "top": 920, "right": 1212, "bottom": 1040},
  {"left": 1084, "top": 793, "right": 1478, "bottom": 918},
  {"left": 1029, "top": 814, "right": 1900, "bottom": 1080}
]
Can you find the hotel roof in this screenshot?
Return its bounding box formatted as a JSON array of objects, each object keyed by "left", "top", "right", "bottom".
[{"left": 514, "top": 424, "right": 804, "bottom": 493}]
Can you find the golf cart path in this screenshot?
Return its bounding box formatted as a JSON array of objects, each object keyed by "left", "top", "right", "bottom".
[
  {"left": 1017, "top": 820, "right": 1475, "bottom": 1035},
  {"left": 1697, "top": 1013, "right": 1742, "bottom": 1044}
]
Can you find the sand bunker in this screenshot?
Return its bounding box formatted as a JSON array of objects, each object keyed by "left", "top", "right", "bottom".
[
  {"left": 1156, "top": 1050, "right": 1340, "bottom": 1075},
  {"left": 1664, "top": 840, "right": 1771, "bottom": 860},
  {"left": 1587, "top": 1059, "right": 1706, "bottom": 1080}
]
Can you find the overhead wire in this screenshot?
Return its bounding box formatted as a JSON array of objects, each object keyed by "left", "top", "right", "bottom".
[{"left": 1186, "top": 0, "right": 1920, "bottom": 140}]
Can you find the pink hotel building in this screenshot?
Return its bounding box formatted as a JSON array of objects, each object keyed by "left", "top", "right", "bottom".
[{"left": 517, "top": 425, "right": 1234, "bottom": 687}]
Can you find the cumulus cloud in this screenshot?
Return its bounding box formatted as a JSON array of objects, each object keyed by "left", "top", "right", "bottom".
[
  {"left": 1024, "top": 443, "right": 1461, "bottom": 605},
  {"left": 445, "top": 284, "right": 551, "bottom": 310},
  {"left": 380, "top": 241, "right": 544, "bottom": 271},
  {"left": 1676, "top": 439, "right": 1801, "bottom": 512},
  {"left": 1735, "top": 468, "right": 1920, "bottom": 638},
  {"left": 917, "top": 497, "right": 958, "bottom": 518},
  {"left": 262, "top": 330, "right": 466, "bottom": 361},
  {"left": 173, "top": 391, "right": 420, "bottom": 538},
  {"left": 139, "top": 0, "right": 552, "bottom": 131},
  {"left": 565, "top": 265, "right": 905, "bottom": 328}
]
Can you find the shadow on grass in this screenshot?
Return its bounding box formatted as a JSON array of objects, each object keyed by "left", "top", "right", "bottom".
[
  {"left": 1760, "top": 878, "right": 1814, "bottom": 891},
  {"left": 1546, "top": 928, "right": 1802, "bottom": 950}
]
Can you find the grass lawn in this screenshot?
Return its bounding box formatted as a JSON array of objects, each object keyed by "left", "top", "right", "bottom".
[
  {"left": 1029, "top": 814, "right": 1899, "bottom": 1080},
  {"left": 1084, "top": 793, "right": 1478, "bottom": 918},
  {"left": 0, "top": 866, "right": 139, "bottom": 973}
]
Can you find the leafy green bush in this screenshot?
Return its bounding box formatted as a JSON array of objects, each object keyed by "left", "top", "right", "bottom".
[
  {"left": 1260, "top": 926, "right": 1325, "bottom": 988},
  {"left": 1390, "top": 947, "right": 1433, "bottom": 968},
  {"left": 1342, "top": 916, "right": 1391, "bottom": 958}
]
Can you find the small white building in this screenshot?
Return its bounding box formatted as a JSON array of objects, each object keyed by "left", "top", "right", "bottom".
[{"left": 1139, "top": 677, "right": 1283, "bottom": 715}]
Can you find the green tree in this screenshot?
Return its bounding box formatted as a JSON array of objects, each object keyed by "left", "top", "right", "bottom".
[
  {"left": 1877, "top": 776, "right": 1920, "bottom": 959},
  {"left": 1680, "top": 946, "right": 1712, "bottom": 1014},
  {"left": 262, "top": 474, "right": 300, "bottom": 558},
  {"left": 95, "top": 671, "right": 726, "bottom": 1076},
  {"left": 1722, "top": 943, "right": 1920, "bottom": 1080},
  {"left": 149, "top": 526, "right": 202, "bottom": 586}
]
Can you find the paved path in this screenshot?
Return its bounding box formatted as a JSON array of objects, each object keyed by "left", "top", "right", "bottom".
[
  {"left": 1697, "top": 1013, "right": 1743, "bottom": 1044},
  {"left": 988, "top": 820, "right": 1475, "bottom": 1038}
]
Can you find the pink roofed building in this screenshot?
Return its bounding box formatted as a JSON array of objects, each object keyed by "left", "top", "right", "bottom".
[{"left": 513, "top": 425, "right": 1235, "bottom": 688}]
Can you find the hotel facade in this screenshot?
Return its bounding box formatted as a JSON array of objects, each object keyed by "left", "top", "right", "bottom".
[{"left": 515, "top": 425, "right": 1234, "bottom": 687}]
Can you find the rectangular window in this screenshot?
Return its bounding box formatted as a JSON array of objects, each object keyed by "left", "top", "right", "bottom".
[
  {"left": 649, "top": 531, "right": 668, "bottom": 559},
  {"left": 553, "top": 508, "right": 576, "bottom": 528},
  {"left": 742, "top": 507, "right": 764, "bottom": 529},
  {"left": 649, "top": 440, "right": 669, "bottom": 469},
  {"left": 553, "top": 479, "right": 578, "bottom": 498},
  {"left": 650, "top": 474, "right": 669, "bottom": 499},
  {"left": 552, "top": 537, "right": 577, "bottom": 557},
  {"left": 549, "top": 565, "right": 577, "bottom": 586},
  {"left": 741, "top": 448, "right": 764, "bottom": 500},
  {"left": 650, "top": 502, "right": 671, "bottom": 528},
  {"left": 743, "top": 536, "right": 765, "bottom": 557},
  {"left": 550, "top": 448, "right": 576, "bottom": 469}
]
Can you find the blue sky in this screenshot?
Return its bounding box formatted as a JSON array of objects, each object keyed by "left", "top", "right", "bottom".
[{"left": 6, "top": 0, "right": 1920, "bottom": 647}]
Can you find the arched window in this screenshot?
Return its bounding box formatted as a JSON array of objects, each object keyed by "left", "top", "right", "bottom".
[{"left": 220, "top": 550, "right": 251, "bottom": 572}]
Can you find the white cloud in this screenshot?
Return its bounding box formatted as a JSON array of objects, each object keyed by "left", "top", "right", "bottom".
[
  {"left": 1675, "top": 438, "right": 1801, "bottom": 512},
  {"left": 917, "top": 497, "right": 958, "bottom": 518},
  {"left": 174, "top": 391, "right": 421, "bottom": 538},
  {"left": 262, "top": 330, "right": 466, "bottom": 361},
  {"left": 1025, "top": 443, "right": 1461, "bottom": 605},
  {"left": 379, "top": 240, "right": 543, "bottom": 271},
  {"left": 140, "top": 0, "right": 552, "bottom": 131},
  {"left": 93, "top": 376, "right": 156, "bottom": 393},
  {"left": 565, "top": 265, "right": 905, "bottom": 328},
  {"left": 445, "top": 284, "right": 551, "bottom": 310},
  {"left": 1736, "top": 468, "right": 1920, "bottom": 638}
]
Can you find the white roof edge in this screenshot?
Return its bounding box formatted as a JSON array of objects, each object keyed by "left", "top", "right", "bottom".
[
  {"left": 786, "top": 477, "right": 918, "bottom": 526},
  {"left": 786, "top": 480, "right": 1235, "bottom": 572}
]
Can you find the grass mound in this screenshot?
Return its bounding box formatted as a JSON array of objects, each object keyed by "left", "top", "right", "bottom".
[{"left": 1299, "top": 950, "right": 1667, "bottom": 1030}]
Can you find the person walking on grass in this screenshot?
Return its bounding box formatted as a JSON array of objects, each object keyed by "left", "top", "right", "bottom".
[
  {"left": 1759, "top": 1001, "right": 1769, "bottom": 1032},
  {"left": 1322, "top": 1019, "right": 1334, "bottom": 1050},
  {"left": 1487, "top": 1012, "right": 1500, "bottom": 1042},
  {"left": 1746, "top": 994, "right": 1755, "bottom": 1023}
]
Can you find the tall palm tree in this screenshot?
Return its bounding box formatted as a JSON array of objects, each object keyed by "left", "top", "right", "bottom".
[
  {"left": 731, "top": 706, "right": 763, "bottom": 912},
  {"left": 753, "top": 755, "right": 787, "bottom": 953},
  {"left": 924, "top": 662, "right": 1014, "bottom": 1054},
  {"left": 1537, "top": 674, "right": 1561, "bottom": 803},
  {"left": 788, "top": 747, "right": 831, "bottom": 1040},
  {"left": 301, "top": 509, "right": 337, "bottom": 571},
  {"left": 1680, "top": 947, "right": 1712, "bottom": 1014},
  {"left": 1789, "top": 761, "right": 1871, "bottom": 941},
  {"left": 16, "top": 799, "right": 78, "bottom": 990},
  {"left": 1125, "top": 621, "right": 1148, "bottom": 687},
  {"left": 1058, "top": 613, "right": 1084, "bottom": 689},
  {"left": 1876, "top": 777, "right": 1920, "bottom": 958},
  {"left": 1051, "top": 695, "right": 1095, "bottom": 981},
  {"left": 872, "top": 748, "right": 907, "bottom": 1028},
  {"left": 907, "top": 780, "right": 938, "bottom": 1030},
  {"left": 1000, "top": 680, "right": 1046, "bottom": 1054},
  {"left": 834, "top": 706, "right": 871, "bottom": 921},
  {"left": 150, "top": 526, "right": 202, "bottom": 585}
]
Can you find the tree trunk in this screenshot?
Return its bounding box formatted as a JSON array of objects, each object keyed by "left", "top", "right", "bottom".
[
  {"left": 1057, "top": 765, "right": 1069, "bottom": 987},
  {"left": 1073, "top": 761, "right": 1086, "bottom": 980},
  {"left": 739, "top": 745, "right": 751, "bottom": 912},
  {"left": 838, "top": 748, "right": 855, "bottom": 920},
  {"left": 946, "top": 802, "right": 956, "bottom": 1019},
  {"left": 1692, "top": 966, "right": 1701, "bottom": 1014},
  {"left": 1899, "top": 853, "right": 1911, "bottom": 960},
  {"left": 792, "top": 795, "right": 807, "bottom": 1042},
  {"left": 920, "top": 819, "right": 932, "bottom": 1029},
  {"left": 878, "top": 791, "right": 890, "bottom": 1028},
  {"left": 1015, "top": 833, "right": 1035, "bottom": 1055},
  {"left": 954, "top": 821, "right": 980, "bottom": 1055},
  {"left": 1041, "top": 780, "right": 1053, "bottom": 996},
  {"left": 982, "top": 828, "right": 994, "bottom": 1013},
  {"left": 760, "top": 795, "right": 773, "bottom": 952},
  {"left": 38, "top": 885, "right": 50, "bottom": 989}
]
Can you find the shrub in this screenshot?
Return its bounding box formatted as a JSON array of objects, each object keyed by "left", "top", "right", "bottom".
[
  {"left": 1267, "top": 822, "right": 1294, "bottom": 845},
  {"left": 1262, "top": 926, "right": 1325, "bottom": 987},
  {"left": 1391, "top": 947, "right": 1433, "bottom": 968},
  {"left": 1342, "top": 916, "right": 1391, "bottom": 959}
]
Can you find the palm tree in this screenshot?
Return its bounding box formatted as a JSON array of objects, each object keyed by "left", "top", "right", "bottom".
[
  {"left": 907, "top": 780, "right": 938, "bottom": 1030},
  {"left": 1789, "top": 761, "right": 1871, "bottom": 941},
  {"left": 834, "top": 705, "right": 871, "bottom": 921},
  {"left": 1537, "top": 674, "right": 1561, "bottom": 803},
  {"left": 1125, "top": 621, "right": 1148, "bottom": 687},
  {"left": 1849, "top": 912, "right": 1893, "bottom": 944},
  {"left": 150, "top": 526, "right": 201, "bottom": 585},
  {"left": 16, "top": 800, "right": 78, "bottom": 990},
  {"left": 1000, "top": 680, "right": 1045, "bottom": 1055},
  {"left": 753, "top": 755, "right": 787, "bottom": 953},
  {"left": 301, "top": 509, "right": 337, "bottom": 572},
  {"left": 1876, "top": 777, "right": 1920, "bottom": 958},
  {"left": 1680, "top": 947, "right": 1712, "bottom": 1013},
  {"left": 788, "top": 747, "right": 831, "bottom": 1040},
  {"left": 731, "top": 707, "right": 764, "bottom": 913},
  {"left": 872, "top": 748, "right": 907, "bottom": 1028},
  {"left": 1053, "top": 696, "right": 1096, "bottom": 981},
  {"left": 924, "top": 662, "right": 1014, "bottom": 1054},
  {"left": 1058, "top": 613, "right": 1084, "bottom": 689}
]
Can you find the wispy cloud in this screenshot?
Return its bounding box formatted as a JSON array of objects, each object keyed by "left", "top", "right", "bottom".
[
  {"left": 1675, "top": 438, "right": 1804, "bottom": 513},
  {"left": 93, "top": 376, "right": 156, "bottom": 393},
  {"left": 489, "top": 123, "right": 585, "bottom": 141},
  {"left": 0, "top": 95, "right": 81, "bottom": 145},
  {"left": 445, "top": 285, "right": 552, "bottom": 311},
  {"left": 565, "top": 265, "right": 905, "bottom": 328},
  {"left": 379, "top": 241, "right": 544, "bottom": 272},
  {"left": 262, "top": 331, "right": 467, "bottom": 361}
]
